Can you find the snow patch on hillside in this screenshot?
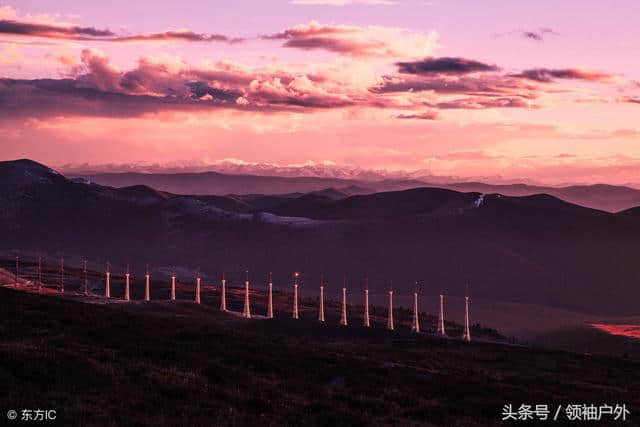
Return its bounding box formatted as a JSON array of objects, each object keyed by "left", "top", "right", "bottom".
[{"left": 255, "top": 212, "right": 320, "bottom": 227}]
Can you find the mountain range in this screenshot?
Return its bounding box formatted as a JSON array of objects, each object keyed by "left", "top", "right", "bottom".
[
  {"left": 68, "top": 170, "right": 640, "bottom": 213},
  {"left": 3, "top": 158, "right": 640, "bottom": 317}
]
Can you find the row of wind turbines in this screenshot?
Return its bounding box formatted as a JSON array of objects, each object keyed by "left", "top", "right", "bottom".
[{"left": 9, "top": 256, "right": 472, "bottom": 342}]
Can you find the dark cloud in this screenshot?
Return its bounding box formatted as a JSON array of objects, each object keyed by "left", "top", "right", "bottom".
[
  {"left": 522, "top": 31, "right": 543, "bottom": 41},
  {"left": 111, "top": 31, "right": 243, "bottom": 44},
  {"left": 186, "top": 81, "right": 243, "bottom": 102},
  {"left": 278, "top": 37, "right": 384, "bottom": 54},
  {"left": 395, "top": 57, "right": 499, "bottom": 75},
  {"left": 522, "top": 28, "right": 558, "bottom": 41},
  {"left": 369, "top": 57, "right": 546, "bottom": 104},
  {"left": 0, "top": 78, "right": 194, "bottom": 118},
  {"left": 0, "top": 19, "right": 113, "bottom": 39},
  {"left": 395, "top": 112, "right": 438, "bottom": 120},
  {"left": 0, "top": 77, "right": 288, "bottom": 119},
  {"left": 0, "top": 76, "right": 358, "bottom": 119},
  {"left": 511, "top": 68, "right": 612, "bottom": 83},
  {"left": 262, "top": 25, "right": 357, "bottom": 41},
  {"left": 0, "top": 19, "right": 240, "bottom": 43},
  {"left": 622, "top": 97, "right": 640, "bottom": 104},
  {"left": 262, "top": 23, "right": 366, "bottom": 54},
  {"left": 370, "top": 74, "right": 537, "bottom": 98}
]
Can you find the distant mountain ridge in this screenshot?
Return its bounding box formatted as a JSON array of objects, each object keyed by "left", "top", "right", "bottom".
[
  {"left": 439, "top": 182, "right": 640, "bottom": 213},
  {"left": 67, "top": 168, "right": 640, "bottom": 212},
  {"left": 58, "top": 160, "right": 445, "bottom": 182},
  {"left": 66, "top": 170, "right": 427, "bottom": 201}
]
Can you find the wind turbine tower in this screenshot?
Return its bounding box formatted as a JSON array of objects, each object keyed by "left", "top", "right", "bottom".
[
  {"left": 387, "top": 284, "right": 394, "bottom": 330},
  {"left": 171, "top": 270, "right": 176, "bottom": 301},
  {"left": 59, "top": 258, "right": 64, "bottom": 294},
  {"left": 363, "top": 278, "right": 370, "bottom": 327},
  {"left": 14, "top": 256, "right": 19, "bottom": 288},
  {"left": 83, "top": 259, "right": 88, "bottom": 296},
  {"left": 37, "top": 257, "right": 42, "bottom": 294},
  {"left": 411, "top": 282, "right": 420, "bottom": 333},
  {"left": 267, "top": 272, "right": 274, "bottom": 319},
  {"left": 437, "top": 293, "right": 446, "bottom": 336},
  {"left": 243, "top": 270, "right": 251, "bottom": 318},
  {"left": 463, "top": 287, "right": 471, "bottom": 342},
  {"left": 293, "top": 272, "right": 299, "bottom": 319},
  {"left": 195, "top": 269, "right": 201, "bottom": 304},
  {"left": 106, "top": 262, "right": 111, "bottom": 299},
  {"left": 220, "top": 272, "right": 227, "bottom": 311},
  {"left": 340, "top": 276, "right": 348, "bottom": 326},
  {"left": 318, "top": 275, "right": 325, "bottom": 322},
  {"left": 144, "top": 264, "right": 150, "bottom": 302},
  {"left": 124, "top": 264, "right": 130, "bottom": 301}
]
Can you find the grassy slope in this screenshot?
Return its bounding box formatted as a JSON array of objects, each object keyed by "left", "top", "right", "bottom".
[{"left": 1, "top": 287, "right": 639, "bottom": 426}]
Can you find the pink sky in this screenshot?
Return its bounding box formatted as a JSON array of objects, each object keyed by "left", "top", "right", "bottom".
[{"left": 0, "top": 1, "right": 639, "bottom": 184}]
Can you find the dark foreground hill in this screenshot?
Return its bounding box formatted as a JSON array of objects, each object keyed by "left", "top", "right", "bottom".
[
  {"left": 1, "top": 287, "right": 639, "bottom": 426},
  {"left": 3, "top": 159, "right": 640, "bottom": 317}
]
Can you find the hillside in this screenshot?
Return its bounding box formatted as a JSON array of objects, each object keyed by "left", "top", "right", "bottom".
[
  {"left": 442, "top": 182, "right": 640, "bottom": 213},
  {"left": 1, "top": 286, "right": 638, "bottom": 426}
]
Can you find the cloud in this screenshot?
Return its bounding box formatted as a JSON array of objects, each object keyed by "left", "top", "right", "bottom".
[
  {"left": 521, "top": 28, "right": 558, "bottom": 41},
  {"left": 72, "top": 48, "right": 121, "bottom": 92},
  {"left": 395, "top": 112, "right": 439, "bottom": 120},
  {"left": 427, "top": 97, "right": 533, "bottom": 109},
  {"left": 0, "top": 19, "right": 113, "bottom": 39},
  {"left": 371, "top": 59, "right": 616, "bottom": 106},
  {"left": 370, "top": 74, "right": 538, "bottom": 98},
  {"left": 246, "top": 75, "right": 357, "bottom": 108},
  {"left": 0, "top": 78, "right": 203, "bottom": 118},
  {"left": 396, "top": 57, "right": 499, "bottom": 75},
  {"left": 186, "top": 81, "right": 243, "bottom": 103},
  {"left": 0, "top": 49, "right": 366, "bottom": 119},
  {"left": 262, "top": 21, "right": 438, "bottom": 57},
  {"left": 511, "top": 68, "right": 612, "bottom": 83},
  {"left": 290, "top": 0, "right": 395, "bottom": 4},
  {"left": 110, "top": 30, "right": 243, "bottom": 44},
  {"left": 67, "top": 50, "right": 249, "bottom": 101},
  {"left": 0, "top": 18, "right": 241, "bottom": 44},
  {"left": 0, "top": 44, "right": 624, "bottom": 121},
  {"left": 492, "top": 28, "right": 559, "bottom": 42},
  {"left": 620, "top": 97, "right": 640, "bottom": 104},
  {"left": 427, "top": 150, "right": 504, "bottom": 161}
]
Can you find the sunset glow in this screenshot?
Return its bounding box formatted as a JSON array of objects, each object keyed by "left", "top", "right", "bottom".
[
  {"left": 1, "top": 1, "right": 639, "bottom": 184},
  {"left": 591, "top": 323, "right": 640, "bottom": 340}
]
